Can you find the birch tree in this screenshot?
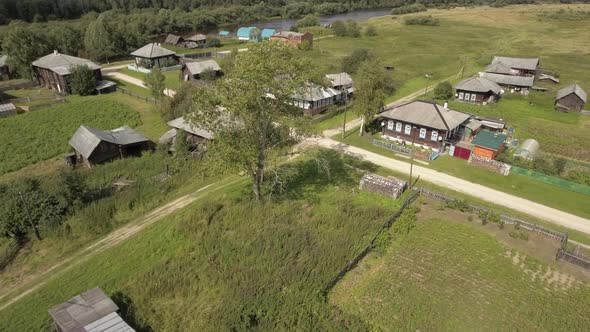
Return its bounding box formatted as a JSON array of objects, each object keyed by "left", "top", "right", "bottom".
[{"left": 353, "top": 58, "right": 393, "bottom": 136}]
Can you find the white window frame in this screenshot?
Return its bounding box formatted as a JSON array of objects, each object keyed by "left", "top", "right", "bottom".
[
  {"left": 470, "top": 93, "right": 476, "bottom": 102},
  {"left": 404, "top": 124, "right": 412, "bottom": 135},
  {"left": 431, "top": 130, "right": 439, "bottom": 141},
  {"left": 419, "top": 128, "right": 427, "bottom": 139},
  {"left": 395, "top": 122, "right": 402, "bottom": 132},
  {"left": 458, "top": 92, "right": 464, "bottom": 100},
  {"left": 387, "top": 120, "right": 394, "bottom": 130},
  {"left": 464, "top": 93, "right": 470, "bottom": 101}
]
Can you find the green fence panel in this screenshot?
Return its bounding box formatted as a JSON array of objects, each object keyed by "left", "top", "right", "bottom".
[{"left": 511, "top": 166, "right": 590, "bottom": 196}]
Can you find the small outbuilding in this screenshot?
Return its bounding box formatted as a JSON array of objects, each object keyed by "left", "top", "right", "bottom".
[
  {"left": 48, "top": 287, "right": 135, "bottom": 332},
  {"left": 32, "top": 51, "right": 102, "bottom": 94},
  {"left": 237, "top": 27, "right": 257, "bottom": 41},
  {"left": 326, "top": 72, "right": 354, "bottom": 98},
  {"left": 291, "top": 84, "right": 341, "bottom": 116},
  {"left": 514, "top": 138, "right": 540, "bottom": 160},
  {"left": 455, "top": 76, "right": 502, "bottom": 104},
  {"left": 186, "top": 34, "right": 207, "bottom": 48},
  {"left": 472, "top": 130, "right": 507, "bottom": 160},
  {"left": 159, "top": 115, "right": 214, "bottom": 150},
  {"left": 555, "top": 83, "right": 587, "bottom": 113},
  {"left": 131, "top": 43, "right": 177, "bottom": 69},
  {"left": 0, "top": 102, "right": 17, "bottom": 118},
  {"left": 270, "top": 31, "right": 313, "bottom": 48},
  {"left": 261, "top": 28, "right": 276, "bottom": 40},
  {"left": 182, "top": 59, "right": 222, "bottom": 81},
  {"left": 164, "top": 34, "right": 184, "bottom": 46},
  {"left": 359, "top": 173, "right": 407, "bottom": 199},
  {"left": 69, "top": 125, "right": 151, "bottom": 167}
]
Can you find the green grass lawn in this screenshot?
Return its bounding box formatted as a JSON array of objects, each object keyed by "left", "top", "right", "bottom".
[
  {"left": 332, "top": 128, "right": 590, "bottom": 220},
  {"left": 0, "top": 152, "right": 400, "bottom": 331},
  {"left": 120, "top": 68, "right": 183, "bottom": 93},
  {"left": 330, "top": 214, "right": 590, "bottom": 331},
  {"left": 0, "top": 94, "right": 144, "bottom": 175}
]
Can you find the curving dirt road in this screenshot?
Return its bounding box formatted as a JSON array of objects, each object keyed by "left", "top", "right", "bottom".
[{"left": 105, "top": 71, "right": 176, "bottom": 97}]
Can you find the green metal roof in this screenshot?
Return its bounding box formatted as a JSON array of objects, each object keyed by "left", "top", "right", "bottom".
[{"left": 472, "top": 130, "right": 507, "bottom": 151}]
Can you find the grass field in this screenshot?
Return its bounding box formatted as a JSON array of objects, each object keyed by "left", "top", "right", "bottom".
[
  {"left": 0, "top": 93, "right": 144, "bottom": 175},
  {"left": 120, "top": 68, "right": 183, "bottom": 92},
  {"left": 330, "top": 202, "right": 590, "bottom": 331},
  {"left": 0, "top": 152, "right": 400, "bottom": 331}
]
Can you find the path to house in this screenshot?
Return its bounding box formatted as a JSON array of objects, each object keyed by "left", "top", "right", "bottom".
[
  {"left": 0, "top": 179, "right": 239, "bottom": 312},
  {"left": 311, "top": 136, "right": 590, "bottom": 235},
  {"left": 104, "top": 71, "right": 176, "bottom": 97}
]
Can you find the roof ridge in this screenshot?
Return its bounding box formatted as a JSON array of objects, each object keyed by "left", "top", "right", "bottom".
[{"left": 433, "top": 103, "right": 450, "bottom": 131}]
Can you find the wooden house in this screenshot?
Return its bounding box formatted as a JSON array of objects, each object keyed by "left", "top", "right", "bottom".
[
  {"left": 69, "top": 125, "right": 151, "bottom": 167},
  {"left": 159, "top": 115, "right": 214, "bottom": 151},
  {"left": 555, "top": 84, "right": 587, "bottom": 112},
  {"left": 455, "top": 76, "right": 502, "bottom": 104},
  {"left": 325, "top": 72, "right": 354, "bottom": 99},
  {"left": 181, "top": 60, "right": 221, "bottom": 81},
  {"left": 131, "top": 43, "right": 177, "bottom": 69},
  {"left": 0, "top": 103, "right": 17, "bottom": 118},
  {"left": 48, "top": 288, "right": 135, "bottom": 332},
  {"left": 479, "top": 72, "right": 534, "bottom": 90},
  {"left": 270, "top": 31, "right": 313, "bottom": 49},
  {"left": 164, "top": 34, "right": 184, "bottom": 46},
  {"left": 185, "top": 34, "right": 207, "bottom": 48},
  {"left": 32, "top": 51, "right": 101, "bottom": 94},
  {"left": 291, "top": 84, "right": 341, "bottom": 116},
  {"left": 379, "top": 101, "right": 472, "bottom": 151},
  {"left": 472, "top": 130, "right": 507, "bottom": 160},
  {"left": 488, "top": 56, "right": 539, "bottom": 76}
]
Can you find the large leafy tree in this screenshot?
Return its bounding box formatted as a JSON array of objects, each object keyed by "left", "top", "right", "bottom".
[
  {"left": 49, "top": 24, "right": 83, "bottom": 55},
  {"left": 145, "top": 67, "right": 166, "bottom": 101},
  {"left": 2, "top": 26, "right": 51, "bottom": 78},
  {"left": 70, "top": 65, "right": 97, "bottom": 96},
  {"left": 191, "top": 42, "right": 317, "bottom": 201},
  {"left": 354, "top": 58, "right": 394, "bottom": 135},
  {"left": 84, "top": 13, "right": 117, "bottom": 63}
]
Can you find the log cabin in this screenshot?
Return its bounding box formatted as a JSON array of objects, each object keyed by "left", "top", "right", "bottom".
[
  {"left": 488, "top": 56, "right": 539, "bottom": 77},
  {"left": 181, "top": 59, "right": 222, "bottom": 81},
  {"left": 131, "top": 43, "right": 177, "bottom": 69},
  {"left": 455, "top": 76, "right": 502, "bottom": 104},
  {"left": 32, "top": 51, "right": 101, "bottom": 94},
  {"left": 555, "top": 84, "right": 587, "bottom": 112}
]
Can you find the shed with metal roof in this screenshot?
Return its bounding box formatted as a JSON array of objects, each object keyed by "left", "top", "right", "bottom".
[
  {"left": 472, "top": 129, "right": 507, "bottom": 159},
  {"left": 555, "top": 83, "right": 587, "bottom": 112}
]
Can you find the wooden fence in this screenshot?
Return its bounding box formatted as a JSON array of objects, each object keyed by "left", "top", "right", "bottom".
[
  {"left": 323, "top": 189, "right": 421, "bottom": 294},
  {"left": 0, "top": 239, "right": 21, "bottom": 271},
  {"left": 117, "top": 87, "right": 156, "bottom": 104}
]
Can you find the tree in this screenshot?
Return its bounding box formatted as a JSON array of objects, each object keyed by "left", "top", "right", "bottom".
[
  {"left": 49, "top": 24, "right": 83, "bottom": 55},
  {"left": 331, "top": 20, "right": 347, "bottom": 36},
  {"left": 346, "top": 20, "right": 361, "bottom": 37},
  {"left": 433, "top": 81, "right": 453, "bottom": 100},
  {"left": 354, "top": 59, "right": 392, "bottom": 136},
  {"left": 2, "top": 26, "right": 51, "bottom": 78},
  {"left": 145, "top": 67, "right": 166, "bottom": 101},
  {"left": 70, "top": 65, "right": 97, "bottom": 96},
  {"left": 190, "top": 42, "right": 316, "bottom": 201},
  {"left": 341, "top": 49, "right": 375, "bottom": 74},
  {"left": 206, "top": 37, "right": 221, "bottom": 48},
  {"left": 84, "top": 13, "right": 117, "bottom": 63},
  {"left": 297, "top": 15, "right": 319, "bottom": 28}
]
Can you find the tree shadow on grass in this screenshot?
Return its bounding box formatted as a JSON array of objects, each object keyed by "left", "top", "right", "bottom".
[{"left": 111, "top": 291, "right": 154, "bottom": 332}]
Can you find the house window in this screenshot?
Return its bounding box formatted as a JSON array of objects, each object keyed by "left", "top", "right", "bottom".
[
  {"left": 464, "top": 93, "right": 470, "bottom": 101},
  {"left": 431, "top": 130, "right": 439, "bottom": 141},
  {"left": 395, "top": 122, "right": 402, "bottom": 132},
  {"left": 405, "top": 124, "right": 412, "bottom": 135},
  {"left": 458, "top": 92, "right": 464, "bottom": 100},
  {"left": 387, "top": 120, "right": 394, "bottom": 130},
  {"left": 470, "top": 93, "right": 476, "bottom": 102},
  {"left": 419, "top": 128, "right": 427, "bottom": 139}
]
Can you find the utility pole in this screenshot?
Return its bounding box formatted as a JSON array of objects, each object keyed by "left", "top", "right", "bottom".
[
  {"left": 341, "top": 72, "right": 348, "bottom": 139},
  {"left": 18, "top": 191, "right": 42, "bottom": 240}
]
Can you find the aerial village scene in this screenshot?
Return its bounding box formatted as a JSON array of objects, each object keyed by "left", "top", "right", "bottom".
[{"left": 0, "top": 0, "right": 590, "bottom": 331}]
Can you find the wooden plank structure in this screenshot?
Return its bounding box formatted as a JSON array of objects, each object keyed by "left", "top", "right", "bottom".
[{"left": 359, "top": 173, "right": 407, "bottom": 199}]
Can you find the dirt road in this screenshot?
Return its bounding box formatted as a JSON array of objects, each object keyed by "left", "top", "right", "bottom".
[
  {"left": 0, "top": 180, "right": 235, "bottom": 311},
  {"left": 313, "top": 136, "right": 590, "bottom": 234},
  {"left": 105, "top": 71, "right": 176, "bottom": 97}
]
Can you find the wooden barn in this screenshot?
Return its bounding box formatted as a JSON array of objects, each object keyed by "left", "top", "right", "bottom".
[
  {"left": 379, "top": 101, "right": 472, "bottom": 151},
  {"left": 69, "top": 125, "right": 151, "bottom": 167},
  {"left": 479, "top": 72, "right": 534, "bottom": 90},
  {"left": 32, "top": 51, "right": 101, "bottom": 94},
  {"left": 455, "top": 76, "right": 502, "bottom": 104},
  {"left": 164, "top": 34, "right": 184, "bottom": 46},
  {"left": 48, "top": 287, "right": 135, "bottom": 332},
  {"left": 181, "top": 60, "right": 222, "bottom": 81},
  {"left": 270, "top": 31, "right": 313, "bottom": 48},
  {"left": 131, "top": 43, "right": 177, "bottom": 69},
  {"left": 472, "top": 130, "right": 507, "bottom": 160},
  {"left": 185, "top": 34, "right": 207, "bottom": 48},
  {"left": 159, "top": 115, "right": 214, "bottom": 151},
  {"left": 487, "top": 56, "right": 539, "bottom": 76},
  {"left": 555, "top": 84, "right": 587, "bottom": 112}
]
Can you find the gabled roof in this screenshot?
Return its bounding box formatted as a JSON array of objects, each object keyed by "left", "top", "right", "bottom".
[
  {"left": 484, "top": 62, "right": 513, "bottom": 75},
  {"left": 185, "top": 60, "right": 221, "bottom": 75},
  {"left": 237, "top": 27, "right": 257, "bottom": 38},
  {"left": 69, "top": 125, "right": 149, "bottom": 159},
  {"left": 538, "top": 73, "right": 559, "bottom": 83},
  {"left": 48, "top": 288, "right": 135, "bottom": 332},
  {"left": 271, "top": 31, "right": 306, "bottom": 39},
  {"left": 556, "top": 83, "right": 587, "bottom": 103},
  {"left": 187, "top": 34, "right": 207, "bottom": 42},
  {"left": 479, "top": 72, "right": 534, "bottom": 88},
  {"left": 326, "top": 72, "right": 353, "bottom": 87},
  {"left": 456, "top": 76, "right": 502, "bottom": 94},
  {"left": 293, "top": 84, "right": 341, "bottom": 102},
  {"left": 131, "top": 43, "right": 176, "bottom": 59},
  {"left": 472, "top": 129, "right": 507, "bottom": 151},
  {"left": 0, "top": 54, "right": 7, "bottom": 67},
  {"left": 165, "top": 34, "right": 183, "bottom": 45},
  {"left": 167, "top": 116, "right": 215, "bottom": 140},
  {"left": 380, "top": 100, "right": 471, "bottom": 131},
  {"left": 491, "top": 56, "right": 539, "bottom": 71},
  {"left": 261, "top": 29, "right": 276, "bottom": 38},
  {"left": 32, "top": 52, "right": 100, "bottom": 76}
]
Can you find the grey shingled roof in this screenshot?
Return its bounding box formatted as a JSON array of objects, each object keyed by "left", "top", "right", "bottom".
[
  {"left": 0, "top": 54, "right": 7, "bottom": 67},
  {"left": 69, "top": 125, "right": 149, "bottom": 159},
  {"left": 326, "top": 72, "right": 353, "bottom": 88},
  {"left": 167, "top": 116, "right": 215, "bottom": 140},
  {"left": 479, "top": 72, "right": 534, "bottom": 88},
  {"left": 380, "top": 101, "right": 471, "bottom": 131},
  {"left": 491, "top": 56, "right": 539, "bottom": 71},
  {"left": 165, "top": 34, "right": 183, "bottom": 45},
  {"left": 187, "top": 34, "right": 207, "bottom": 42},
  {"left": 556, "top": 84, "right": 587, "bottom": 103},
  {"left": 185, "top": 60, "right": 221, "bottom": 75},
  {"left": 293, "top": 84, "right": 340, "bottom": 102},
  {"left": 32, "top": 52, "right": 100, "bottom": 76},
  {"left": 484, "top": 62, "right": 513, "bottom": 75},
  {"left": 131, "top": 43, "right": 176, "bottom": 59},
  {"left": 456, "top": 76, "right": 502, "bottom": 94},
  {"left": 48, "top": 288, "right": 135, "bottom": 332}
]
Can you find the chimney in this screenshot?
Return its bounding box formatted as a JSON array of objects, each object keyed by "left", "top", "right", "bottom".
[
  {"left": 53, "top": 50, "right": 58, "bottom": 55},
  {"left": 443, "top": 102, "right": 448, "bottom": 109}
]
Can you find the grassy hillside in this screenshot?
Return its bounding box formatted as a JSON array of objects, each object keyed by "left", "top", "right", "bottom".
[{"left": 330, "top": 207, "right": 590, "bottom": 331}]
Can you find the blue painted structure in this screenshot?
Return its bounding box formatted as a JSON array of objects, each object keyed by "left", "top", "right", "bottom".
[
  {"left": 237, "top": 27, "right": 257, "bottom": 41},
  {"left": 261, "top": 29, "right": 276, "bottom": 40},
  {"left": 219, "top": 30, "right": 230, "bottom": 37}
]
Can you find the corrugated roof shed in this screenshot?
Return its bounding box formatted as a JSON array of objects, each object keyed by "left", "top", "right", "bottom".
[
  {"left": 164, "top": 34, "right": 183, "bottom": 45},
  {"left": 32, "top": 52, "right": 100, "bottom": 76},
  {"left": 69, "top": 125, "right": 149, "bottom": 159},
  {"left": 326, "top": 72, "right": 353, "bottom": 88},
  {"left": 479, "top": 72, "right": 534, "bottom": 88},
  {"left": 380, "top": 101, "right": 472, "bottom": 131},
  {"left": 472, "top": 130, "right": 507, "bottom": 151},
  {"left": 456, "top": 76, "right": 502, "bottom": 94},
  {"left": 556, "top": 83, "right": 587, "bottom": 103},
  {"left": 185, "top": 60, "right": 221, "bottom": 75},
  {"left": 48, "top": 288, "right": 135, "bottom": 332},
  {"left": 261, "top": 29, "right": 276, "bottom": 38},
  {"left": 491, "top": 56, "right": 539, "bottom": 71},
  {"left": 131, "top": 43, "right": 176, "bottom": 59}
]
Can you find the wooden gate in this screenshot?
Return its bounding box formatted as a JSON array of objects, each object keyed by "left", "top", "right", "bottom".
[{"left": 452, "top": 145, "right": 472, "bottom": 160}]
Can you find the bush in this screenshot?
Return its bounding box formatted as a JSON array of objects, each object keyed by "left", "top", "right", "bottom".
[
  {"left": 373, "top": 230, "right": 391, "bottom": 254},
  {"left": 70, "top": 65, "right": 97, "bottom": 96},
  {"left": 331, "top": 20, "right": 347, "bottom": 36},
  {"left": 205, "top": 37, "right": 221, "bottom": 48},
  {"left": 346, "top": 20, "right": 361, "bottom": 37},
  {"left": 434, "top": 81, "right": 453, "bottom": 100},
  {"left": 365, "top": 25, "right": 377, "bottom": 37},
  {"left": 391, "top": 4, "right": 427, "bottom": 15},
  {"left": 341, "top": 49, "right": 375, "bottom": 74},
  {"left": 509, "top": 230, "right": 529, "bottom": 241},
  {"left": 298, "top": 40, "right": 312, "bottom": 51},
  {"left": 445, "top": 199, "right": 472, "bottom": 213},
  {"left": 392, "top": 207, "right": 418, "bottom": 235},
  {"left": 296, "top": 14, "right": 319, "bottom": 28},
  {"left": 404, "top": 15, "right": 440, "bottom": 26}
]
